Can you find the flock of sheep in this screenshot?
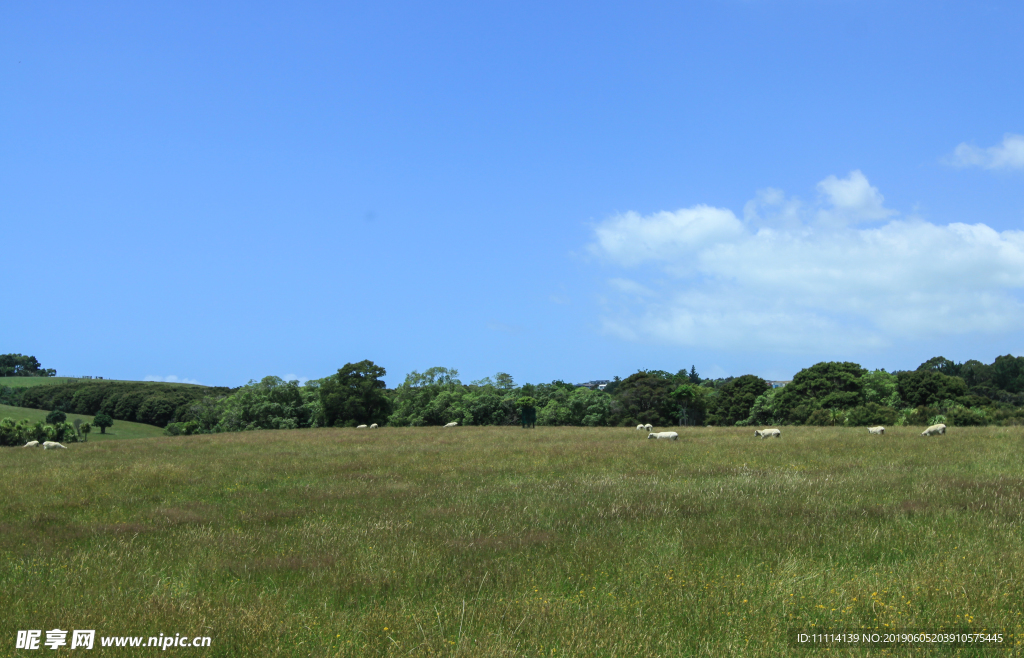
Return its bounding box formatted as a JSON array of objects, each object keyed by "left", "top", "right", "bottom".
[
  {"left": 18, "top": 421, "right": 951, "bottom": 450},
  {"left": 20, "top": 441, "right": 67, "bottom": 449}
]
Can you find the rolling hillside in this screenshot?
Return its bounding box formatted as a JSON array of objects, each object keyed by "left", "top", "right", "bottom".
[
  {"left": 0, "top": 377, "right": 203, "bottom": 388},
  {"left": 0, "top": 403, "right": 164, "bottom": 441}
]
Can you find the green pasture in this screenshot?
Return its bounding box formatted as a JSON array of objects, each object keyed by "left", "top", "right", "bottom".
[
  {"left": 0, "top": 377, "right": 204, "bottom": 388},
  {"left": 1, "top": 425, "right": 1022, "bottom": 656},
  {"left": 0, "top": 404, "right": 164, "bottom": 441},
  {"left": 0, "top": 377, "right": 94, "bottom": 388}
]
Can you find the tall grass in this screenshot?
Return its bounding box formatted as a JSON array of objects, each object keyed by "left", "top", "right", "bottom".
[{"left": 1, "top": 425, "right": 1022, "bottom": 656}]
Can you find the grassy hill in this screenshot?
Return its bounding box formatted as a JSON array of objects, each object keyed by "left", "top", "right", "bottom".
[
  {"left": 1, "top": 424, "right": 1021, "bottom": 656},
  {"left": 0, "top": 403, "right": 164, "bottom": 441},
  {"left": 0, "top": 376, "right": 204, "bottom": 388}
]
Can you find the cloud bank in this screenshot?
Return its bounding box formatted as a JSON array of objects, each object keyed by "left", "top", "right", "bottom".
[
  {"left": 946, "top": 134, "right": 1024, "bottom": 170},
  {"left": 589, "top": 171, "right": 1024, "bottom": 353}
]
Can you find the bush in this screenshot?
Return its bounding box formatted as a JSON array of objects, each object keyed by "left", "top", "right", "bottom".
[
  {"left": 0, "top": 417, "right": 20, "bottom": 446},
  {"left": 845, "top": 403, "right": 897, "bottom": 427},
  {"left": 949, "top": 407, "right": 984, "bottom": 426},
  {"left": 902, "top": 406, "right": 939, "bottom": 426}
]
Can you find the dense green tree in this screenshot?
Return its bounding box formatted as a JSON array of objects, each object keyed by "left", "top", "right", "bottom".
[
  {"left": 959, "top": 360, "right": 993, "bottom": 389},
  {"left": 93, "top": 413, "right": 113, "bottom": 434},
  {"left": 917, "top": 356, "right": 963, "bottom": 378},
  {"left": 709, "top": 375, "right": 770, "bottom": 426},
  {"left": 991, "top": 354, "right": 1024, "bottom": 394},
  {"left": 567, "top": 387, "right": 613, "bottom": 426},
  {"left": 19, "top": 380, "right": 233, "bottom": 428},
  {"left": 897, "top": 370, "right": 968, "bottom": 407},
  {"left": 775, "top": 361, "right": 867, "bottom": 421},
  {"left": 861, "top": 369, "right": 900, "bottom": 406},
  {"left": 671, "top": 383, "right": 709, "bottom": 426},
  {"left": 79, "top": 422, "right": 91, "bottom": 441},
  {"left": 388, "top": 367, "right": 461, "bottom": 426},
  {"left": 494, "top": 373, "right": 515, "bottom": 391},
  {"left": 136, "top": 394, "right": 189, "bottom": 426},
  {"left": 215, "top": 376, "right": 311, "bottom": 432},
  {"left": 320, "top": 360, "right": 391, "bottom": 427},
  {"left": 742, "top": 388, "right": 780, "bottom": 426},
  {"left": 614, "top": 371, "right": 678, "bottom": 426},
  {"left": 45, "top": 409, "right": 67, "bottom": 425},
  {"left": 0, "top": 353, "right": 52, "bottom": 377}
]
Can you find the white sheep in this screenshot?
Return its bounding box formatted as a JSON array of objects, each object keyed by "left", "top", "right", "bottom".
[
  {"left": 43, "top": 441, "right": 67, "bottom": 450},
  {"left": 636, "top": 424, "right": 645, "bottom": 431},
  {"left": 643, "top": 423, "right": 653, "bottom": 431},
  {"left": 356, "top": 424, "right": 368, "bottom": 429},
  {"left": 369, "top": 423, "right": 378, "bottom": 429},
  {"left": 23, "top": 441, "right": 40, "bottom": 448},
  {"left": 648, "top": 431, "right": 679, "bottom": 440},
  {"left": 443, "top": 421, "right": 458, "bottom": 427},
  {"left": 867, "top": 426, "right": 885, "bottom": 435},
  {"left": 921, "top": 423, "right": 946, "bottom": 436},
  {"left": 754, "top": 428, "right": 782, "bottom": 438}
]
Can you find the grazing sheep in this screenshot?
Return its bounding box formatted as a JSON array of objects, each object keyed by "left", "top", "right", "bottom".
[
  {"left": 636, "top": 424, "right": 645, "bottom": 431},
  {"left": 369, "top": 423, "right": 378, "bottom": 429},
  {"left": 23, "top": 441, "right": 40, "bottom": 448},
  {"left": 356, "top": 424, "right": 368, "bottom": 429},
  {"left": 867, "top": 426, "right": 885, "bottom": 435},
  {"left": 648, "top": 431, "right": 679, "bottom": 440},
  {"left": 644, "top": 424, "right": 653, "bottom": 431},
  {"left": 921, "top": 423, "right": 946, "bottom": 436},
  {"left": 42, "top": 441, "right": 67, "bottom": 450},
  {"left": 444, "top": 422, "right": 458, "bottom": 428},
  {"left": 754, "top": 428, "right": 782, "bottom": 439}
]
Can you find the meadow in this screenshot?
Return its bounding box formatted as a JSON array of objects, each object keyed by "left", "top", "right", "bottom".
[
  {"left": 1, "top": 425, "right": 1022, "bottom": 656},
  {"left": 0, "top": 404, "right": 164, "bottom": 441}
]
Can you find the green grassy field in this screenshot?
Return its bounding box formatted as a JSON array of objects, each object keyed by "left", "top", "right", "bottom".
[
  {"left": 0, "top": 404, "right": 165, "bottom": 441},
  {"left": 1, "top": 425, "right": 1022, "bottom": 656}
]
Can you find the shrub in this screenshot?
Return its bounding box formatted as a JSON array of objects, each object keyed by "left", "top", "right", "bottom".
[
  {"left": 845, "top": 403, "right": 898, "bottom": 427},
  {"left": 949, "top": 407, "right": 984, "bottom": 426}
]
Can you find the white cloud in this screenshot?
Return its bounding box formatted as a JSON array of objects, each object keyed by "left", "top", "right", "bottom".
[
  {"left": 589, "top": 172, "right": 1024, "bottom": 353},
  {"left": 144, "top": 375, "right": 202, "bottom": 385},
  {"left": 816, "top": 170, "right": 895, "bottom": 225},
  {"left": 946, "top": 134, "right": 1024, "bottom": 170},
  {"left": 589, "top": 205, "right": 745, "bottom": 270}
]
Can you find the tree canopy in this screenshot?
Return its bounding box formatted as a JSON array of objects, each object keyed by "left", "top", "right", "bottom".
[{"left": 319, "top": 360, "right": 391, "bottom": 428}]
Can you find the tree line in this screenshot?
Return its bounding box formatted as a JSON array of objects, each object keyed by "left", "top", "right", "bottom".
[
  {"left": 3, "top": 354, "right": 1024, "bottom": 440},
  {"left": 0, "top": 353, "right": 56, "bottom": 378},
  {"left": 154, "top": 354, "right": 1024, "bottom": 433}
]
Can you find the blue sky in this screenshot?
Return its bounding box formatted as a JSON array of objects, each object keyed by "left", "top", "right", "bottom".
[{"left": 3, "top": 1, "right": 1023, "bottom": 388}]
